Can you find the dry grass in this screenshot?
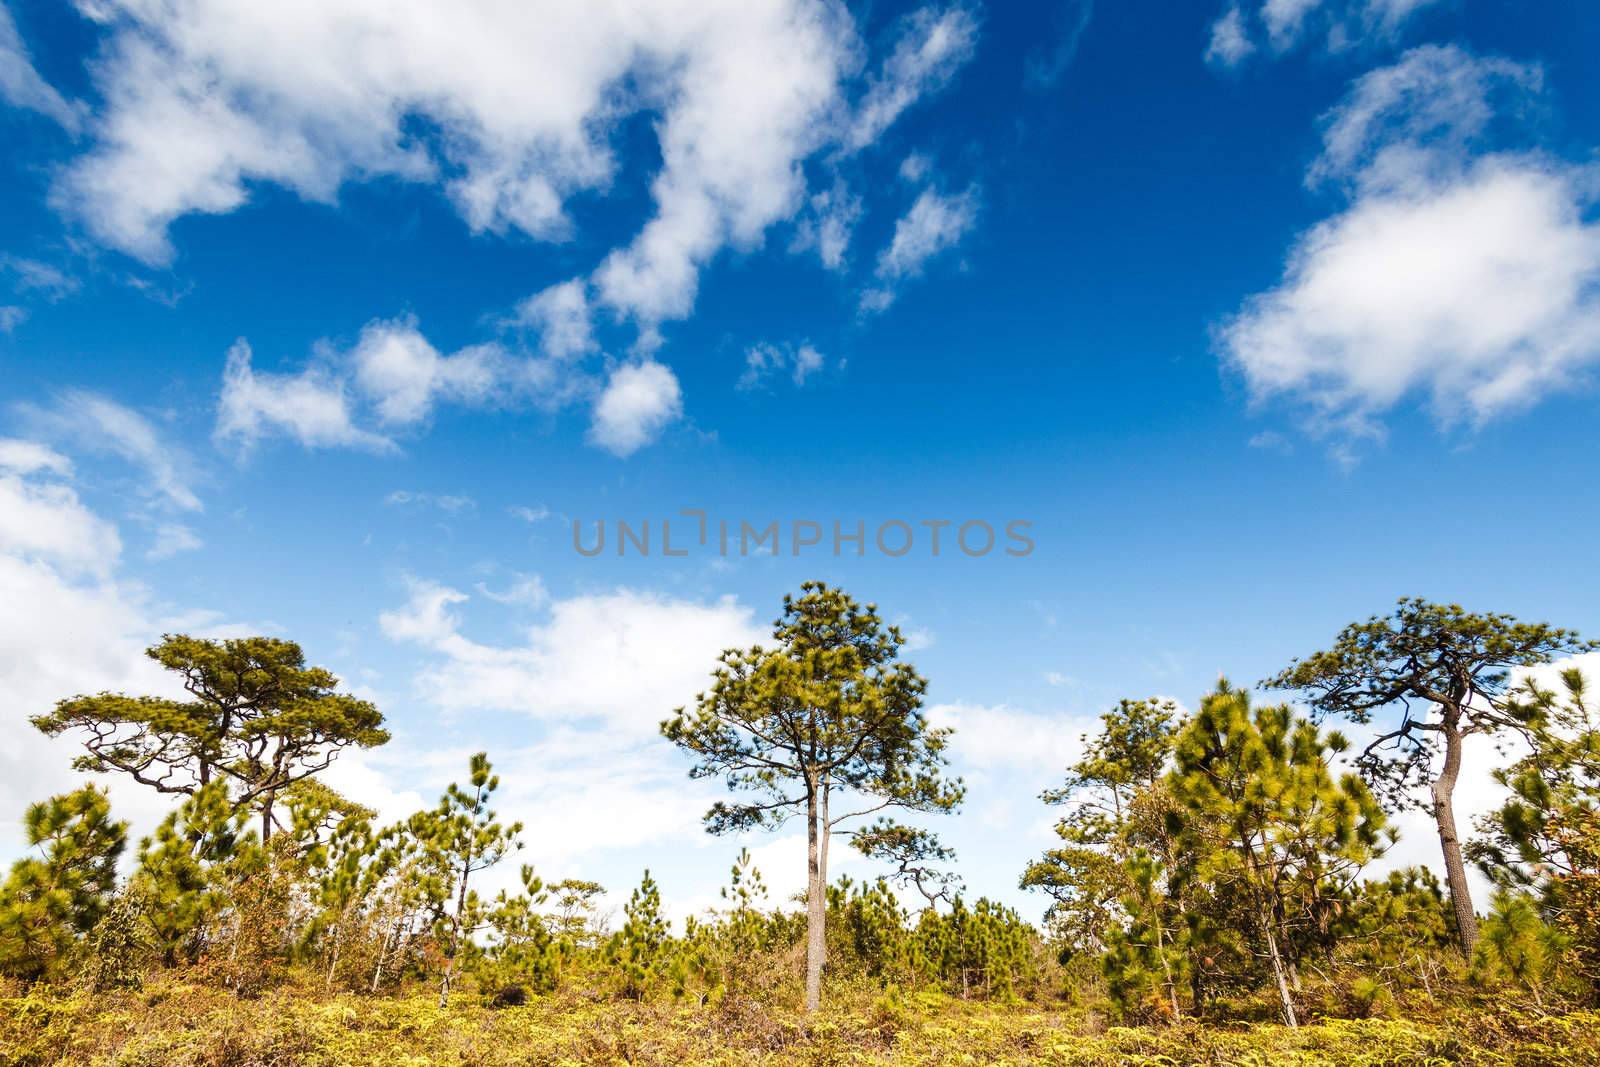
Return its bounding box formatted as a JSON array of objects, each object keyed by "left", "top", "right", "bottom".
[{"left": 2, "top": 978, "right": 1598, "bottom": 1067}]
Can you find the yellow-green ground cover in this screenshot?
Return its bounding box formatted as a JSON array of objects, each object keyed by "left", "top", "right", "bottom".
[{"left": 2, "top": 984, "right": 1598, "bottom": 1067}]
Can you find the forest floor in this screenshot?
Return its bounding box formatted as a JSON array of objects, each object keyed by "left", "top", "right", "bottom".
[{"left": 3, "top": 981, "right": 1599, "bottom": 1067}]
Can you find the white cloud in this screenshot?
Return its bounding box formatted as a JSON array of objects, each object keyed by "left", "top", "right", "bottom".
[
  {"left": 1024, "top": 0, "right": 1093, "bottom": 89},
  {"left": 1308, "top": 46, "right": 1541, "bottom": 194},
  {"left": 0, "top": 438, "right": 71, "bottom": 476},
  {"left": 588, "top": 361, "right": 682, "bottom": 457},
  {"left": 926, "top": 702, "right": 1090, "bottom": 783},
  {"left": 513, "top": 280, "right": 597, "bottom": 361},
  {"left": 146, "top": 522, "right": 202, "bottom": 560},
  {"left": 0, "top": 460, "right": 121, "bottom": 576},
  {"left": 348, "top": 318, "right": 502, "bottom": 427},
  {"left": 214, "top": 320, "right": 590, "bottom": 455},
  {"left": 0, "top": 454, "right": 210, "bottom": 852},
  {"left": 54, "top": 2, "right": 983, "bottom": 459},
  {"left": 789, "top": 180, "right": 862, "bottom": 271},
  {"left": 56, "top": 0, "right": 862, "bottom": 327},
  {"left": 862, "top": 185, "right": 978, "bottom": 312},
  {"left": 844, "top": 5, "right": 979, "bottom": 152},
  {"left": 58, "top": 1, "right": 973, "bottom": 349},
  {"left": 1, "top": 255, "right": 80, "bottom": 301},
  {"left": 475, "top": 573, "right": 549, "bottom": 610},
  {"left": 379, "top": 578, "right": 764, "bottom": 732},
  {"left": 384, "top": 489, "right": 476, "bottom": 513},
  {"left": 216, "top": 339, "right": 396, "bottom": 454},
  {"left": 1219, "top": 47, "right": 1600, "bottom": 440},
  {"left": 590, "top": 0, "right": 859, "bottom": 326},
  {"left": 898, "top": 153, "right": 931, "bottom": 184},
  {"left": 0, "top": 306, "right": 23, "bottom": 333},
  {"left": 509, "top": 504, "right": 553, "bottom": 524},
  {"left": 0, "top": 4, "right": 81, "bottom": 130},
  {"left": 1204, "top": 6, "right": 1256, "bottom": 69},
  {"left": 1206, "top": 0, "right": 1441, "bottom": 64},
  {"left": 738, "top": 341, "right": 825, "bottom": 390},
  {"left": 21, "top": 391, "right": 202, "bottom": 513}
]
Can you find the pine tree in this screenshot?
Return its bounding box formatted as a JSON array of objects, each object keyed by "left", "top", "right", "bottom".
[
  {"left": 1023, "top": 696, "right": 1186, "bottom": 1012},
  {"left": 34, "top": 635, "right": 389, "bottom": 840},
  {"left": 1170, "top": 682, "right": 1388, "bottom": 1027},
  {"left": 662, "top": 582, "right": 963, "bottom": 1011},
  {"left": 1474, "top": 891, "right": 1567, "bottom": 1007},
  {"left": 1472, "top": 670, "right": 1599, "bottom": 885},
  {"left": 417, "top": 752, "right": 523, "bottom": 1007},
  {"left": 850, "top": 820, "right": 961, "bottom": 909},
  {"left": 132, "top": 780, "right": 257, "bottom": 966},
  {"left": 1023, "top": 698, "right": 1180, "bottom": 959},
  {"left": 476, "top": 866, "right": 560, "bottom": 997},
  {"left": 1268, "top": 599, "right": 1591, "bottom": 954},
  {"left": 608, "top": 870, "right": 670, "bottom": 1000},
  {"left": 0, "top": 785, "right": 127, "bottom": 981}
]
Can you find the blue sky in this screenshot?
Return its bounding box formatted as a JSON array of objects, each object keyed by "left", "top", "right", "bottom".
[{"left": 2, "top": 0, "right": 1598, "bottom": 919}]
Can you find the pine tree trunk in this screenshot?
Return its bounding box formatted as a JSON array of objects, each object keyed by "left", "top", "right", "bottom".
[
  {"left": 804, "top": 781, "right": 825, "bottom": 1013},
  {"left": 1154, "top": 917, "right": 1181, "bottom": 1020},
  {"left": 1264, "top": 925, "right": 1299, "bottom": 1028},
  {"left": 325, "top": 917, "right": 342, "bottom": 992},
  {"left": 370, "top": 921, "right": 392, "bottom": 994},
  {"left": 1431, "top": 717, "right": 1479, "bottom": 956},
  {"left": 261, "top": 790, "right": 275, "bottom": 842},
  {"left": 441, "top": 857, "right": 472, "bottom": 1008}
]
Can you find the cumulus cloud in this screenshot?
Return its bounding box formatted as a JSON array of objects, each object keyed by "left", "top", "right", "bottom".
[
  {"left": 0, "top": 4, "right": 81, "bottom": 129},
  {"left": 588, "top": 361, "right": 683, "bottom": 457},
  {"left": 0, "top": 454, "right": 121, "bottom": 576},
  {"left": 1218, "top": 46, "right": 1600, "bottom": 441},
  {"left": 513, "top": 280, "right": 597, "bottom": 361},
  {"left": 926, "top": 702, "right": 1091, "bottom": 784},
  {"left": 216, "top": 339, "right": 396, "bottom": 454},
  {"left": 738, "top": 341, "right": 825, "bottom": 390},
  {"left": 0, "top": 446, "right": 211, "bottom": 849},
  {"left": 1204, "top": 6, "right": 1256, "bottom": 68},
  {"left": 861, "top": 185, "right": 978, "bottom": 313},
  {"left": 214, "top": 316, "right": 587, "bottom": 455},
  {"left": 1205, "top": 0, "right": 1441, "bottom": 65},
  {"left": 0, "top": 437, "right": 71, "bottom": 476},
  {"left": 48, "top": 2, "right": 984, "bottom": 458},
  {"left": 379, "top": 577, "right": 765, "bottom": 731},
  {"left": 56, "top": 2, "right": 977, "bottom": 340},
  {"left": 348, "top": 319, "right": 503, "bottom": 427}
]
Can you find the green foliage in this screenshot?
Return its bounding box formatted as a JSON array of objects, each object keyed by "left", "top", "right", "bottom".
[
  {"left": 84, "top": 888, "right": 147, "bottom": 992},
  {"left": 413, "top": 752, "right": 524, "bottom": 1006},
  {"left": 608, "top": 870, "right": 670, "bottom": 1000},
  {"left": 1024, "top": 697, "right": 1182, "bottom": 975},
  {"left": 9, "top": 595, "right": 1600, "bottom": 1036},
  {"left": 0, "top": 786, "right": 126, "bottom": 981},
  {"left": 850, "top": 820, "right": 961, "bottom": 908},
  {"left": 472, "top": 866, "right": 561, "bottom": 997},
  {"left": 661, "top": 581, "right": 964, "bottom": 1010},
  {"left": 1171, "top": 682, "right": 1389, "bottom": 1025},
  {"left": 33, "top": 635, "right": 389, "bottom": 839},
  {"left": 131, "top": 780, "right": 258, "bottom": 967},
  {"left": 1474, "top": 891, "right": 1567, "bottom": 1007},
  {"left": 7, "top": 982, "right": 1598, "bottom": 1067},
  {"left": 1267, "top": 598, "right": 1592, "bottom": 956}
]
